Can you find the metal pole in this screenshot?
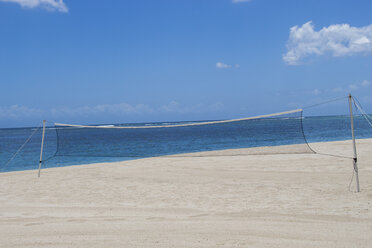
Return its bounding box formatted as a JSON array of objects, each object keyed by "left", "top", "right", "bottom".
[
  {"left": 38, "top": 120, "right": 46, "bottom": 178},
  {"left": 348, "top": 94, "right": 360, "bottom": 192}
]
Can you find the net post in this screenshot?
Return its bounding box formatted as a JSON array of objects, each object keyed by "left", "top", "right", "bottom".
[
  {"left": 38, "top": 120, "right": 46, "bottom": 178},
  {"left": 348, "top": 94, "right": 360, "bottom": 192}
]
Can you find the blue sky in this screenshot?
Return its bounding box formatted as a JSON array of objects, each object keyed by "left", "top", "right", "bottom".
[{"left": 0, "top": 0, "right": 372, "bottom": 127}]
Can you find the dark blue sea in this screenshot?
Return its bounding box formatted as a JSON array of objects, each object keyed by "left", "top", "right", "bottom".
[{"left": 0, "top": 115, "right": 371, "bottom": 173}]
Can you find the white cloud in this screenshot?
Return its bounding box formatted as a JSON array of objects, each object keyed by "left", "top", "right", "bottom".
[
  {"left": 232, "top": 0, "right": 252, "bottom": 3},
  {"left": 51, "top": 103, "right": 155, "bottom": 117},
  {"left": 0, "top": 101, "right": 226, "bottom": 121},
  {"left": 361, "top": 80, "right": 371, "bottom": 87},
  {"left": 348, "top": 84, "right": 359, "bottom": 90},
  {"left": 312, "top": 89, "right": 321, "bottom": 95},
  {"left": 0, "top": 0, "right": 68, "bottom": 12},
  {"left": 216, "top": 62, "right": 232, "bottom": 69},
  {"left": 216, "top": 62, "right": 240, "bottom": 69},
  {"left": 283, "top": 21, "right": 372, "bottom": 65},
  {"left": 0, "top": 105, "right": 43, "bottom": 119},
  {"left": 330, "top": 80, "right": 371, "bottom": 93},
  {"left": 50, "top": 101, "right": 225, "bottom": 117},
  {"left": 158, "top": 101, "right": 225, "bottom": 114}
]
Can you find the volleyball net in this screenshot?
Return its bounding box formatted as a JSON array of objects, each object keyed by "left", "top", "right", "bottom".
[
  {"left": 54, "top": 109, "right": 314, "bottom": 158},
  {"left": 2, "top": 95, "right": 372, "bottom": 173}
]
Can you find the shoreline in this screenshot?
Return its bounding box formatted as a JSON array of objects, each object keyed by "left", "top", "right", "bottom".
[{"left": 2, "top": 137, "right": 372, "bottom": 174}]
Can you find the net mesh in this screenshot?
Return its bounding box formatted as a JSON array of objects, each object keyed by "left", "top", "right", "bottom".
[{"left": 54, "top": 109, "right": 315, "bottom": 158}]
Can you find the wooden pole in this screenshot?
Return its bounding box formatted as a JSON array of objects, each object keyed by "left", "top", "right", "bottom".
[
  {"left": 38, "top": 120, "right": 46, "bottom": 178},
  {"left": 348, "top": 94, "right": 360, "bottom": 192}
]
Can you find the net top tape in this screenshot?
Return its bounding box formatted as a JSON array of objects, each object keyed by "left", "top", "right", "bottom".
[{"left": 54, "top": 109, "right": 303, "bottom": 129}]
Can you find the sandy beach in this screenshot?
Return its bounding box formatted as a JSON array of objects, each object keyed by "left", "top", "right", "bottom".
[{"left": 0, "top": 139, "right": 371, "bottom": 247}]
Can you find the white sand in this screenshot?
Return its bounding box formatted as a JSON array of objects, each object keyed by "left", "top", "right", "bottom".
[{"left": 0, "top": 139, "right": 371, "bottom": 247}]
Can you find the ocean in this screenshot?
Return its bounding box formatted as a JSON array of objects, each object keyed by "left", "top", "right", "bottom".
[{"left": 0, "top": 115, "right": 371, "bottom": 173}]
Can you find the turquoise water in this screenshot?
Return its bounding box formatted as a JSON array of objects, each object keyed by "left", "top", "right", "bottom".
[{"left": 0, "top": 115, "right": 371, "bottom": 173}]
